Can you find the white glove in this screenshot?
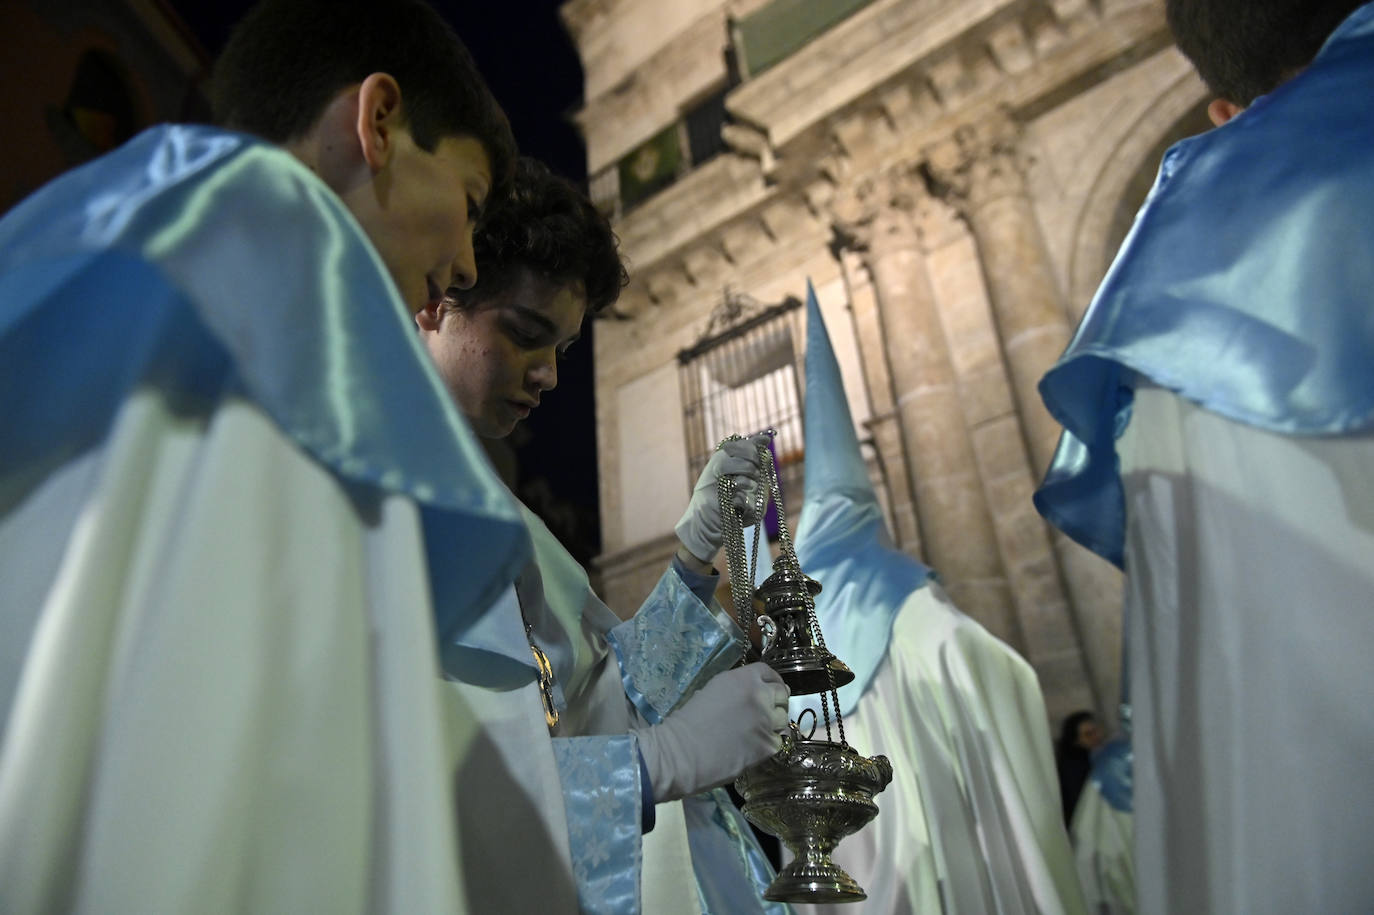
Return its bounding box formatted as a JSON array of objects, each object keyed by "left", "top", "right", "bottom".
[
  {"left": 675, "top": 433, "right": 770, "bottom": 564},
  {"left": 633, "top": 662, "right": 790, "bottom": 803}
]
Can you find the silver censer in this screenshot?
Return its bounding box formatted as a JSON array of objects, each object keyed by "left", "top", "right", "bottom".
[{"left": 716, "top": 431, "right": 892, "bottom": 904}]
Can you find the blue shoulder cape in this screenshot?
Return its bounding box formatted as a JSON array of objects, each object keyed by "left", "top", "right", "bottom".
[
  {"left": 1034, "top": 3, "right": 1374, "bottom": 566},
  {"left": 0, "top": 125, "right": 530, "bottom": 664}
]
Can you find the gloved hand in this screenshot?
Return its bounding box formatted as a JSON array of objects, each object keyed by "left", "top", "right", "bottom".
[
  {"left": 633, "top": 662, "right": 790, "bottom": 803},
  {"left": 675, "top": 432, "right": 770, "bottom": 565}
]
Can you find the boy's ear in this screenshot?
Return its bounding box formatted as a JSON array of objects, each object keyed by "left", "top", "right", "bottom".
[
  {"left": 1207, "top": 97, "right": 1243, "bottom": 127},
  {"left": 415, "top": 301, "right": 443, "bottom": 332},
  {"left": 356, "top": 72, "right": 405, "bottom": 172}
]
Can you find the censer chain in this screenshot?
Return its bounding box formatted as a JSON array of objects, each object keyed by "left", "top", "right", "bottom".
[
  {"left": 715, "top": 434, "right": 771, "bottom": 658},
  {"left": 716, "top": 431, "right": 847, "bottom": 747},
  {"left": 759, "top": 433, "right": 848, "bottom": 748}
]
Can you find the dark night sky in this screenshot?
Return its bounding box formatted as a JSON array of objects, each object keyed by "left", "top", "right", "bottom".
[{"left": 171, "top": 0, "right": 603, "bottom": 560}]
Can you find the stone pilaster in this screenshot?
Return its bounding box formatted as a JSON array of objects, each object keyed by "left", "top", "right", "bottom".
[
  {"left": 926, "top": 110, "right": 1071, "bottom": 478},
  {"left": 913, "top": 186, "right": 1098, "bottom": 719},
  {"left": 928, "top": 111, "right": 1123, "bottom": 719},
  {"left": 834, "top": 248, "right": 922, "bottom": 556},
  {"left": 836, "top": 175, "right": 1021, "bottom": 651}
]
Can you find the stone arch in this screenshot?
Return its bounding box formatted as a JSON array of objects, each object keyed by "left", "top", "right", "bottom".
[{"left": 1066, "top": 72, "right": 1211, "bottom": 318}]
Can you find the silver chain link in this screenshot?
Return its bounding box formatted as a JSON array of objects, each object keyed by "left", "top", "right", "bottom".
[{"left": 716, "top": 433, "right": 770, "bottom": 658}]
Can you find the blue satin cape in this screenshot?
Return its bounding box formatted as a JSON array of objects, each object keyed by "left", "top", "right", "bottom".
[
  {"left": 1034, "top": 3, "right": 1374, "bottom": 566},
  {"left": 0, "top": 125, "right": 530, "bottom": 656}
]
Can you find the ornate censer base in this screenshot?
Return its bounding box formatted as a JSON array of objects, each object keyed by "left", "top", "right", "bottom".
[{"left": 735, "top": 737, "right": 893, "bottom": 904}]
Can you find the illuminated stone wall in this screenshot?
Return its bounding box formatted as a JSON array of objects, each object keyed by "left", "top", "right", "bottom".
[{"left": 564, "top": 0, "right": 1211, "bottom": 723}]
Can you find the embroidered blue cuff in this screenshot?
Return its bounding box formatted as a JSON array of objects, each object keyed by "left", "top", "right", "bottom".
[
  {"left": 552, "top": 734, "right": 643, "bottom": 914},
  {"left": 606, "top": 566, "right": 745, "bottom": 723}
]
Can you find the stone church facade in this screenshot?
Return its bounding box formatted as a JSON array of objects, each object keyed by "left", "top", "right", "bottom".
[{"left": 561, "top": 0, "right": 1210, "bottom": 722}]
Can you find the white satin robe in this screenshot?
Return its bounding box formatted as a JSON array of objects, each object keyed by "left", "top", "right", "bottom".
[{"left": 1117, "top": 387, "right": 1374, "bottom": 914}]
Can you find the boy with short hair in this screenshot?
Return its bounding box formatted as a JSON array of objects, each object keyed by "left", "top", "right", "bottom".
[{"left": 0, "top": 1, "right": 530, "bottom": 911}]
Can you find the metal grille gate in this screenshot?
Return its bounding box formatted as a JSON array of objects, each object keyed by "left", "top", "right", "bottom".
[{"left": 678, "top": 295, "right": 806, "bottom": 528}]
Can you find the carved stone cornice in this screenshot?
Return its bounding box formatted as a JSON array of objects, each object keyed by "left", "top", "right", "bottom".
[
  {"left": 682, "top": 246, "right": 729, "bottom": 288},
  {"left": 572, "top": 8, "right": 732, "bottom": 172},
  {"left": 726, "top": 0, "right": 1021, "bottom": 153},
  {"left": 721, "top": 122, "right": 776, "bottom": 176},
  {"left": 802, "top": 179, "right": 837, "bottom": 221},
  {"left": 925, "top": 107, "right": 1032, "bottom": 216},
  {"left": 577, "top": 0, "right": 1167, "bottom": 284},
  {"left": 911, "top": 186, "right": 966, "bottom": 251},
  {"left": 644, "top": 267, "right": 683, "bottom": 306},
  {"left": 827, "top": 165, "right": 929, "bottom": 254}
]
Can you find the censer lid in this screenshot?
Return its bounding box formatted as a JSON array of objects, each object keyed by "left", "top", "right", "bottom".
[
  {"left": 754, "top": 562, "right": 851, "bottom": 694},
  {"left": 756, "top": 565, "right": 822, "bottom": 598}
]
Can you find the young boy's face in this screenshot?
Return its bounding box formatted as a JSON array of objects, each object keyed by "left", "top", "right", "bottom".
[
  {"left": 418, "top": 267, "right": 586, "bottom": 439},
  {"left": 352, "top": 131, "right": 493, "bottom": 315}
]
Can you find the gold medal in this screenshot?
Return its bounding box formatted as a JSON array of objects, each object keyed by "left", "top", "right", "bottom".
[{"left": 529, "top": 642, "right": 559, "bottom": 729}]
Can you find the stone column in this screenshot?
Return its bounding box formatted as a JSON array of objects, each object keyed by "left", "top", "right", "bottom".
[
  {"left": 926, "top": 111, "right": 1071, "bottom": 478},
  {"left": 914, "top": 188, "right": 1098, "bottom": 719},
  {"left": 837, "top": 175, "right": 1021, "bottom": 650},
  {"left": 928, "top": 112, "right": 1124, "bottom": 720},
  {"left": 835, "top": 247, "right": 923, "bottom": 555}
]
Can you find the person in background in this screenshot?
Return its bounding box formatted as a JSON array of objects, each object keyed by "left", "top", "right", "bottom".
[
  {"left": 1071, "top": 708, "right": 1136, "bottom": 915},
  {"left": 1057, "top": 710, "right": 1103, "bottom": 826}
]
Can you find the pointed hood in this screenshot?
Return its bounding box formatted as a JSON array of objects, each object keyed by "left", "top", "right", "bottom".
[
  {"left": 791, "top": 280, "right": 932, "bottom": 715},
  {"left": 796, "top": 280, "right": 874, "bottom": 506}
]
